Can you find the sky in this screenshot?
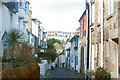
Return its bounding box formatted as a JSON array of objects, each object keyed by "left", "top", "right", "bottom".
[{"left": 29, "top": 0, "right": 85, "bottom": 32}]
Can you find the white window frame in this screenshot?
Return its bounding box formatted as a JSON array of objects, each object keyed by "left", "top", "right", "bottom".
[
  {"left": 98, "top": 3, "right": 100, "bottom": 23},
  {"left": 109, "top": 0, "right": 114, "bottom": 14},
  {"left": 107, "top": 41, "right": 109, "bottom": 57},
  {"left": 92, "top": 3, "right": 95, "bottom": 24}
]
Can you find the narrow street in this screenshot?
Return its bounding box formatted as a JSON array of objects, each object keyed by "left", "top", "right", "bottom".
[
  {"left": 48, "top": 67, "right": 75, "bottom": 78},
  {"left": 1, "top": 0, "right": 119, "bottom": 79}
]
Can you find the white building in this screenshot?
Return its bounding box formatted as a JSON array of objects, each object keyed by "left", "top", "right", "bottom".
[
  {"left": 40, "top": 26, "right": 47, "bottom": 52},
  {"left": 64, "top": 40, "right": 71, "bottom": 69},
  {"left": 27, "top": 17, "right": 47, "bottom": 52},
  {"left": 0, "top": 0, "right": 30, "bottom": 57},
  {"left": 69, "top": 34, "right": 80, "bottom": 73},
  {"left": 46, "top": 31, "right": 75, "bottom": 42},
  {"left": 26, "top": 29, "right": 35, "bottom": 47},
  {"left": 59, "top": 55, "right": 65, "bottom": 68}
]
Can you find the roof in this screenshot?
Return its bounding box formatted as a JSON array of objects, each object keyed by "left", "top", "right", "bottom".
[
  {"left": 69, "top": 33, "right": 79, "bottom": 42},
  {"left": 79, "top": 9, "right": 86, "bottom": 22},
  {"left": 53, "top": 42, "right": 63, "bottom": 50},
  {"left": 32, "top": 18, "right": 41, "bottom": 24}
]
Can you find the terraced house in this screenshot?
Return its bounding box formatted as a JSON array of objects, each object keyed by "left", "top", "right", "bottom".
[
  {"left": 88, "top": 0, "right": 120, "bottom": 78},
  {"left": 0, "top": 0, "right": 30, "bottom": 58},
  {"left": 79, "top": 8, "right": 89, "bottom": 75}
]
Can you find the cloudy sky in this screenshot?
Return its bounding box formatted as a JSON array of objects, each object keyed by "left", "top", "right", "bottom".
[{"left": 29, "top": 0, "right": 85, "bottom": 32}]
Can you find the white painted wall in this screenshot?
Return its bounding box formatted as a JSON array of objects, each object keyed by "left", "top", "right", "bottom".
[
  {"left": 84, "top": 46, "right": 87, "bottom": 73},
  {"left": 32, "top": 21, "right": 38, "bottom": 37},
  {"left": 0, "top": 0, "right": 29, "bottom": 57},
  {"left": 59, "top": 55, "right": 65, "bottom": 67},
  {"left": 48, "top": 62, "right": 52, "bottom": 69},
  {"left": 38, "top": 60, "right": 48, "bottom": 76},
  {"left": 38, "top": 63, "right": 46, "bottom": 76},
  {"left": 52, "top": 62, "right": 55, "bottom": 68},
  {"left": 92, "top": 45, "right": 94, "bottom": 70},
  {"left": 70, "top": 37, "right": 80, "bottom": 73},
  {"left": 78, "top": 42, "right": 81, "bottom": 73},
  {"left": 0, "top": 1, "right": 3, "bottom": 57},
  {"left": 2, "top": 4, "right": 11, "bottom": 33},
  {"left": 30, "top": 34, "right": 35, "bottom": 47},
  {"left": 2, "top": 2, "right": 27, "bottom": 35}
]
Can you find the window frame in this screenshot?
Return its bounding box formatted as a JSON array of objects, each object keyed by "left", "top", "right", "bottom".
[{"left": 109, "top": 0, "right": 114, "bottom": 15}]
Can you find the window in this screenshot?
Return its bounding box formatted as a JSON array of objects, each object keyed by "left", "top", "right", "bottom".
[
  {"left": 20, "top": 0, "right": 22, "bottom": 7},
  {"left": 31, "top": 38, "right": 33, "bottom": 42},
  {"left": 98, "top": 3, "right": 100, "bottom": 23},
  {"left": 74, "top": 38, "right": 78, "bottom": 50},
  {"left": 75, "top": 38, "right": 78, "bottom": 47},
  {"left": 76, "top": 56, "right": 78, "bottom": 65},
  {"left": 109, "top": 0, "right": 114, "bottom": 14},
  {"left": 92, "top": 4, "right": 95, "bottom": 23},
  {"left": 119, "top": 66, "right": 120, "bottom": 74}
]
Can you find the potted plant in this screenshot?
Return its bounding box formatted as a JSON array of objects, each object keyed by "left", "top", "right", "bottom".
[{"left": 87, "top": 69, "right": 95, "bottom": 79}]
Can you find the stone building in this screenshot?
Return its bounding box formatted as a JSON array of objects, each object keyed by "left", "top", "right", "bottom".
[
  {"left": 79, "top": 9, "right": 89, "bottom": 75},
  {"left": 89, "top": 0, "right": 120, "bottom": 78}
]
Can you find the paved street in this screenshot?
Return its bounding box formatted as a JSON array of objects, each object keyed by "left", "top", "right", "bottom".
[{"left": 48, "top": 67, "right": 75, "bottom": 78}]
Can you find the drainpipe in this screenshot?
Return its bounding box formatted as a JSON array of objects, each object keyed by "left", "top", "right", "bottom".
[
  {"left": 86, "top": 1, "right": 90, "bottom": 80},
  {"left": 101, "top": 0, "right": 104, "bottom": 68},
  {"left": 86, "top": 2, "right": 90, "bottom": 71}
]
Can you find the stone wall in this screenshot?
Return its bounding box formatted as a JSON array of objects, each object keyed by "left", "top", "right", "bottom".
[
  {"left": 103, "top": 0, "right": 119, "bottom": 78},
  {"left": 90, "top": 1, "right": 102, "bottom": 71},
  {"left": 90, "top": 0, "right": 119, "bottom": 78},
  {"left": 118, "top": 1, "right": 120, "bottom": 79}
]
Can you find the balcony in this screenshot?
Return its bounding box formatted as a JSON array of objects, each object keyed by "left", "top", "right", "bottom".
[
  {"left": 18, "top": 8, "right": 25, "bottom": 19},
  {"left": 23, "top": 14, "right": 28, "bottom": 23},
  {"left": 4, "top": 2, "right": 18, "bottom": 13}
]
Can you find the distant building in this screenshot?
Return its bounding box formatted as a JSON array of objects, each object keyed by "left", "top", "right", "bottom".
[
  {"left": 64, "top": 39, "right": 71, "bottom": 69},
  {"left": 59, "top": 55, "right": 65, "bottom": 68},
  {"left": 40, "top": 26, "right": 47, "bottom": 52},
  {"left": 26, "top": 8, "right": 47, "bottom": 52},
  {"left": 53, "top": 42, "right": 63, "bottom": 55},
  {"left": 46, "top": 31, "right": 75, "bottom": 42}
]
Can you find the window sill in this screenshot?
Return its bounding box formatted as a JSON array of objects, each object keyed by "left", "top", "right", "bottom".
[{"left": 106, "top": 13, "right": 114, "bottom": 21}]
